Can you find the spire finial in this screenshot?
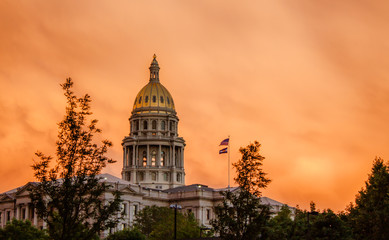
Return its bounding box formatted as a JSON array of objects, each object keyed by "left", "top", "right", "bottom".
[{"left": 153, "top": 54, "right": 157, "bottom": 59}]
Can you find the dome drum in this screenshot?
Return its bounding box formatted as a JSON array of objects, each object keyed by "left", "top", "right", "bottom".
[{"left": 122, "top": 55, "right": 186, "bottom": 190}]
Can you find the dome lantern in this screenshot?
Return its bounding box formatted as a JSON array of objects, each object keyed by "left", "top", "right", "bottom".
[{"left": 149, "top": 54, "right": 160, "bottom": 82}]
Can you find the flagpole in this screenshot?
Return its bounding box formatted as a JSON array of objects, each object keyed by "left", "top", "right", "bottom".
[{"left": 228, "top": 135, "right": 230, "bottom": 190}]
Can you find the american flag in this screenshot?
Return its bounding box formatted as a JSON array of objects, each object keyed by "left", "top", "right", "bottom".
[{"left": 219, "top": 138, "right": 229, "bottom": 146}]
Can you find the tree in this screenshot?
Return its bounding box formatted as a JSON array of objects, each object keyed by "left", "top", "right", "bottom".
[
  {"left": 211, "top": 141, "right": 271, "bottom": 240},
  {"left": 0, "top": 219, "right": 49, "bottom": 240},
  {"left": 106, "top": 228, "right": 146, "bottom": 240},
  {"left": 346, "top": 157, "right": 389, "bottom": 240},
  {"left": 29, "top": 78, "right": 121, "bottom": 240},
  {"left": 309, "top": 209, "right": 351, "bottom": 240},
  {"left": 134, "top": 205, "right": 204, "bottom": 240},
  {"left": 266, "top": 205, "right": 294, "bottom": 240}
]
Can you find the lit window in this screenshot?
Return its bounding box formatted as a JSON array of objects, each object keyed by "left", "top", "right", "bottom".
[
  {"left": 143, "top": 151, "right": 147, "bottom": 166},
  {"left": 160, "top": 96, "right": 164, "bottom": 103},
  {"left": 161, "top": 151, "right": 165, "bottom": 166},
  {"left": 145, "top": 96, "right": 149, "bottom": 103},
  {"left": 153, "top": 95, "right": 156, "bottom": 102}
]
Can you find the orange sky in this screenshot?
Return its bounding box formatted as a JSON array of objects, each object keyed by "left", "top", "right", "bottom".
[{"left": 1, "top": 0, "right": 389, "bottom": 212}]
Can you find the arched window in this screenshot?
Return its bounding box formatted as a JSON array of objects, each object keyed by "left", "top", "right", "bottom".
[
  {"left": 151, "top": 172, "right": 157, "bottom": 181},
  {"left": 152, "top": 95, "right": 156, "bottom": 102},
  {"left": 152, "top": 120, "right": 157, "bottom": 130},
  {"left": 161, "top": 121, "right": 166, "bottom": 131},
  {"left": 161, "top": 151, "right": 165, "bottom": 166},
  {"left": 163, "top": 172, "right": 169, "bottom": 181},
  {"left": 145, "top": 96, "right": 149, "bottom": 103},
  {"left": 142, "top": 151, "right": 147, "bottom": 166},
  {"left": 143, "top": 120, "right": 148, "bottom": 130},
  {"left": 138, "top": 97, "right": 142, "bottom": 104},
  {"left": 138, "top": 171, "right": 144, "bottom": 181},
  {"left": 175, "top": 152, "right": 178, "bottom": 167},
  {"left": 176, "top": 173, "right": 181, "bottom": 182},
  {"left": 151, "top": 150, "right": 156, "bottom": 167}
]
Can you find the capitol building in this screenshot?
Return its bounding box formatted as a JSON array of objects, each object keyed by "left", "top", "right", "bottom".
[{"left": 0, "top": 56, "right": 291, "bottom": 237}]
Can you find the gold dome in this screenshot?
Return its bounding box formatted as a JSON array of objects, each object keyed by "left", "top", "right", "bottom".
[{"left": 132, "top": 55, "right": 176, "bottom": 114}]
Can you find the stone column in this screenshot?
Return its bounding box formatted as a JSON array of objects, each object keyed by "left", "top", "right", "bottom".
[
  {"left": 132, "top": 144, "right": 136, "bottom": 166},
  {"left": 33, "top": 208, "right": 38, "bottom": 226},
  {"left": 123, "top": 147, "right": 126, "bottom": 168},
  {"left": 25, "top": 204, "right": 29, "bottom": 221},
  {"left": 146, "top": 145, "right": 150, "bottom": 166},
  {"left": 158, "top": 145, "right": 161, "bottom": 166},
  {"left": 16, "top": 205, "right": 20, "bottom": 220},
  {"left": 172, "top": 145, "right": 175, "bottom": 167},
  {"left": 181, "top": 147, "right": 184, "bottom": 169}
]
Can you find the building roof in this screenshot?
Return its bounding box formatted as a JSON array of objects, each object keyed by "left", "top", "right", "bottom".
[{"left": 163, "top": 184, "right": 214, "bottom": 193}]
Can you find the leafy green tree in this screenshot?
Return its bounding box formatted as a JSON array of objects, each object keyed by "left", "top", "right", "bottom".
[
  {"left": 134, "top": 205, "right": 203, "bottom": 240},
  {"left": 106, "top": 228, "right": 146, "bottom": 240},
  {"left": 346, "top": 157, "right": 389, "bottom": 240},
  {"left": 211, "top": 141, "right": 271, "bottom": 240},
  {"left": 266, "top": 205, "right": 294, "bottom": 240},
  {"left": 29, "top": 78, "right": 121, "bottom": 240},
  {"left": 0, "top": 219, "right": 49, "bottom": 240},
  {"left": 309, "top": 209, "right": 351, "bottom": 240}
]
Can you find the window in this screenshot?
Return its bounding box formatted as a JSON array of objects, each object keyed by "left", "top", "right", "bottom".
[
  {"left": 152, "top": 120, "right": 157, "bottom": 130},
  {"left": 143, "top": 120, "right": 148, "bottom": 130},
  {"left": 207, "top": 209, "right": 210, "bottom": 220},
  {"left": 135, "top": 120, "right": 139, "bottom": 131},
  {"left": 139, "top": 171, "right": 144, "bottom": 181},
  {"left": 170, "top": 121, "right": 174, "bottom": 131},
  {"left": 145, "top": 96, "right": 149, "bottom": 103},
  {"left": 176, "top": 173, "right": 181, "bottom": 182},
  {"left": 151, "top": 172, "right": 157, "bottom": 181},
  {"left": 161, "top": 151, "right": 165, "bottom": 166},
  {"left": 0, "top": 212, "right": 2, "bottom": 224},
  {"left": 161, "top": 121, "right": 165, "bottom": 131},
  {"left": 152, "top": 95, "right": 156, "bottom": 102},
  {"left": 6, "top": 211, "right": 11, "bottom": 222},
  {"left": 142, "top": 151, "right": 147, "bottom": 166},
  {"left": 160, "top": 96, "right": 164, "bottom": 103},
  {"left": 167, "top": 97, "right": 170, "bottom": 104},
  {"left": 138, "top": 96, "right": 142, "bottom": 104},
  {"left": 134, "top": 205, "right": 139, "bottom": 215},
  {"left": 187, "top": 209, "right": 192, "bottom": 214},
  {"left": 151, "top": 150, "right": 156, "bottom": 166},
  {"left": 163, "top": 172, "right": 169, "bottom": 181}
]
